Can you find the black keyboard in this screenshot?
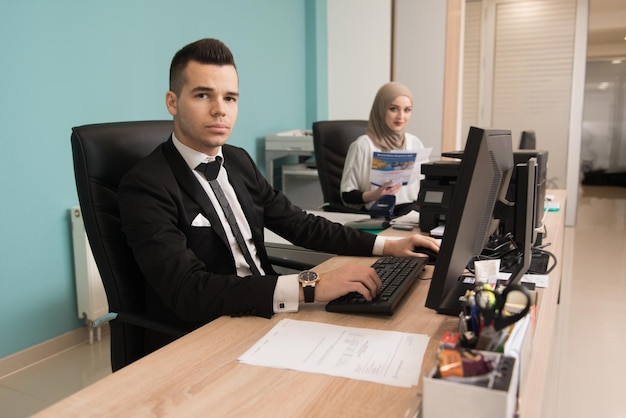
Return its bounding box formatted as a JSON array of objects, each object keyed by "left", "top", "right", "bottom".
[{"left": 325, "top": 256, "right": 428, "bottom": 315}]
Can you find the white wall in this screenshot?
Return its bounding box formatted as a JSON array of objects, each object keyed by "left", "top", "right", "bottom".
[
  {"left": 394, "top": 0, "right": 449, "bottom": 157},
  {"left": 326, "top": 0, "right": 392, "bottom": 119},
  {"left": 565, "top": 0, "right": 589, "bottom": 226},
  {"left": 326, "top": 0, "right": 449, "bottom": 157}
]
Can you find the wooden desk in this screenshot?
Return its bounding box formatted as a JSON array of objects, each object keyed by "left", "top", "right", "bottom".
[
  {"left": 35, "top": 191, "right": 565, "bottom": 418},
  {"left": 517, "top": 189, "right": 565, "bottom": 418}
]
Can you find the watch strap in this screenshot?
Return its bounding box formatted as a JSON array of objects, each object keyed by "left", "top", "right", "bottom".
[{"left": 303, "top": 285, "right": 315, "bottom": 303}]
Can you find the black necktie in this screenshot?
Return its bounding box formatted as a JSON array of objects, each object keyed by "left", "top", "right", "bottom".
[{"left": 196, "top": 157, "right": 262, "bottom": 275}]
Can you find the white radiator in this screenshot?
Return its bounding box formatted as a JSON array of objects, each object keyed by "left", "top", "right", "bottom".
[{"left": 70, "top": 206, "right": 109, "bottom": 342}]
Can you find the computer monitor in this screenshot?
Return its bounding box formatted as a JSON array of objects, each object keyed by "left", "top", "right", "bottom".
[
  {"left": 505, "top": 158, "right": 537, "bottom": 286},
  {"left": 497, "top": 150, "right": 548, "bottom": 247},
  {"left": 519, "top": 130, "right": 537, "bottom": 149},
  {"left": 425, "top": 127, "right": 515, "bottom": 315}
]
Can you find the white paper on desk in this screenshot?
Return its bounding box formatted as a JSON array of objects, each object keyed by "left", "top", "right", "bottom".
[{"left": 238, "top": 319, "right": 429, "bottom": 388}]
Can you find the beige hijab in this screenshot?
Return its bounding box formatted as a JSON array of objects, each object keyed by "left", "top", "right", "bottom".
[{"left": 366, "top": 82, "right": 413, "bottom": 151}]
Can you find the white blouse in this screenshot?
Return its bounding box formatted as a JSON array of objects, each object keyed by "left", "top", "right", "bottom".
[{"left": 340, "top": 133, "right": 425, "bottom": 209}]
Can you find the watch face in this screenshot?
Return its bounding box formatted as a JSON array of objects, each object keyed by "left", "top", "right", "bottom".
[{"left": 300, "top": 271, "right": 318, "bottom": 283}]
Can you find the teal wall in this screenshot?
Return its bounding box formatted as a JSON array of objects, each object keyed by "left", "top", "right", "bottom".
[
  {"left": 305, "top": 0, "right": 328, "bottom": 123},
  {"left": 0, "top": 0, "right": 327, "bottom": 359}
]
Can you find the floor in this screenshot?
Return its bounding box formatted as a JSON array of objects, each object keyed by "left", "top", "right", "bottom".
[
  {"left": 544, "top": 185, "right": 626, "bottom": 418},
  {"left": 0, "top": 334, "right": 111, "bottom": 417},
  {"left": 0, "top": 185, "right": 624, "bottom": 417}
]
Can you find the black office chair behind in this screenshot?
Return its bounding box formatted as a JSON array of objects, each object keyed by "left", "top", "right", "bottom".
[
  {"left": 71, "top": 121, "right": 187, "bottom": 371},
  {"left": 312, "top": 120, "right": 369, "bottom": 213}
]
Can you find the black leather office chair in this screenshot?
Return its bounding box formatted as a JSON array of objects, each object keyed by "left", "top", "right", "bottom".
[
  {"left": 312, "top": 120, "right": 369, "bottom": 213},
  {"left": 71, "top": 121, "right": 187, "bottom": 371},
  {"left": 72, "top": 121, "right": 314, "bottom": 371}
]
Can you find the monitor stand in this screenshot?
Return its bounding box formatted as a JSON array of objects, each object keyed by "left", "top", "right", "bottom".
[{"left": 435, "top": 276, "right": 477, "bottom": 316}]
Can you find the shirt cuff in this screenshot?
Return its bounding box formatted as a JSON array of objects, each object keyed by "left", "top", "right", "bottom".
[
  {"left": 373, "top": 235, "right": 387, "bottom": 256},
  {"left": 273, "top": 274, "right": 300, "bottom": 313}
]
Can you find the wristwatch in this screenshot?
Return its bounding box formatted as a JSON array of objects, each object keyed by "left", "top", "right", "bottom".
[{"left": 298, "top": 270, "right": 320, "bottom": 303}]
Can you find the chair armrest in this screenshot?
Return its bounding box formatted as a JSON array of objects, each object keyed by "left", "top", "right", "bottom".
[
  {"left": 321, "top": 203, "right": 368, "bottom": 214},
  {"left": 268, "top": 255, "right": 316, "bottom": 271},
  {"left": 96, "top": 311, "right": 187, "bottom": 338}
]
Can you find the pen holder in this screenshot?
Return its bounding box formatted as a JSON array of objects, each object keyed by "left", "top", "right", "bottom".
[
  {"left": 423, "top": 350, "right": 518, "bottom": 418},
  {"left": 457, "top": 283, "right": 534, "bottom": 351}
]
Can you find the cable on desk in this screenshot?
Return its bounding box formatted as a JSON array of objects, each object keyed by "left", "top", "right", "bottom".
[
  {"left": 466, "top": 235, "right": 557, "bottom": 276},
  {"left": 529, "top": 247, "right": 557, "bottom": 275}
]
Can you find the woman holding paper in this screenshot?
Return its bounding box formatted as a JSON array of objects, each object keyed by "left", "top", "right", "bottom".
[{"left": 340, "top": 82, "right": 426, "bottom": 216}]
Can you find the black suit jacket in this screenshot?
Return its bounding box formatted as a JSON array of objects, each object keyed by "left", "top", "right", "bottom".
[{"left": 118, "top": 138, "right": 376, "bottom": 342}]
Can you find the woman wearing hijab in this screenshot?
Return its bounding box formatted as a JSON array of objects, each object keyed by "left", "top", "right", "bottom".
[{"left": 340, "top": 82, "right": 425, "bottom": 216}]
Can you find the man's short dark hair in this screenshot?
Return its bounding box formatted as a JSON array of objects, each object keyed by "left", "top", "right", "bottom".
[{"left": 169, "top": 38, "right": 237, "bottom": 95}]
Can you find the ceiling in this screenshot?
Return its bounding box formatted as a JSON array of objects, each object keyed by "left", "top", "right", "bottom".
[{"left": 588, "top": 0, "right": 626, "bottom": 60}]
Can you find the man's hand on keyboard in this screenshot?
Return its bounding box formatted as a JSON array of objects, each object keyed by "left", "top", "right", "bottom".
[{"left": 312, "top": 265, "right": 382, "bottom": 303}]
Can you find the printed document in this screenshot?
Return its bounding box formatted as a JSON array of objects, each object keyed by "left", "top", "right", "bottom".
[
  {"left": 237, "top": 319, "right": 429, "bottom": 388},
  {"left": 370, "top": 148, "right": 432, "bottom": 187}
]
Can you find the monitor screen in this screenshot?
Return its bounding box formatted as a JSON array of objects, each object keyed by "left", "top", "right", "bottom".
[{"left": 425, "top": 126, "right": 514, "bottom": 315}]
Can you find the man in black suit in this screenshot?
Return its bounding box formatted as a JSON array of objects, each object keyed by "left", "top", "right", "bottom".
[{"left": 118, "top": 38, "right": 439, "bottom": 350}]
